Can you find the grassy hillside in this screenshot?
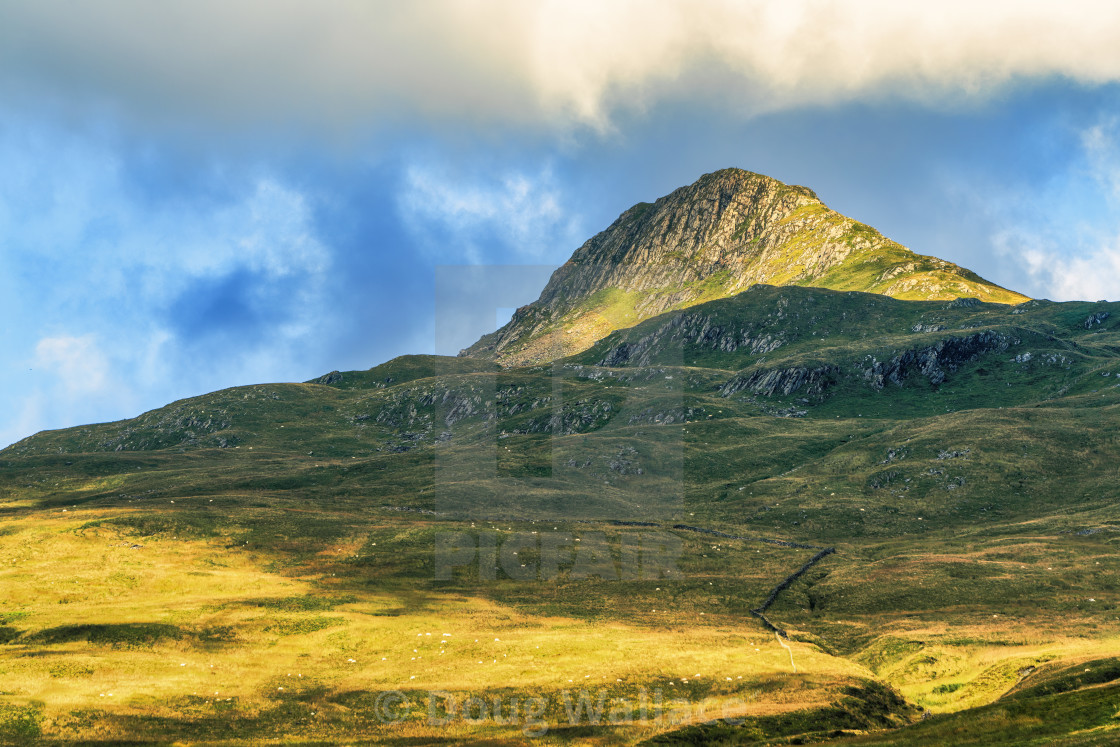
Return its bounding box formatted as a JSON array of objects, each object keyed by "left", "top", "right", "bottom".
[{"left": 2, "top": 288, "right": 1119, "bottom": 743}]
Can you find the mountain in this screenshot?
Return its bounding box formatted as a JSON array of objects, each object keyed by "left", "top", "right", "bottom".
[
  {"left": 4, "top": 175, "right": 1120, "bottom": 745},
  {"left": 463, "top": 168, "right": 1028, "bottom": 366}
]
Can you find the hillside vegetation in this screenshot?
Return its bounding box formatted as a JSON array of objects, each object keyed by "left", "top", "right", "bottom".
[{"left": 2, "top": 286, "right": 1119, "bottom": 743}]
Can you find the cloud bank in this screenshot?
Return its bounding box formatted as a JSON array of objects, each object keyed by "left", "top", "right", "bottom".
[{"left": 5, "top": 1, "right": 1120, "bottom": 132}]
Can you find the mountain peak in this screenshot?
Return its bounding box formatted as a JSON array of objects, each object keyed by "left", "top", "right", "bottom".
[
  {"left": 463, "top": 169, "right": 1028, "bottom": 365},
  {"left": 688, "top": 166, "right": 821, "bottom": 200}
]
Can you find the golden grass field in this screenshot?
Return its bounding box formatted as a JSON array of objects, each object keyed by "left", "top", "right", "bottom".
[{"left": 3, "top": 503, "right": 1117, "bottom": 744}]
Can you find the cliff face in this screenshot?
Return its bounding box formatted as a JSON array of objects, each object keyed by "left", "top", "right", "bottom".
[{"left": 462, "top": 168, "right": 1028, "bottom": 366}]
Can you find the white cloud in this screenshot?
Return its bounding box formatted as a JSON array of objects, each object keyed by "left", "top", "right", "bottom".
[
  {"left": 988, "top": 118, "right": 1120, "bottom": 301},
  {"left": 5, "top": 1, "right": 1120, "bottom": 132},
  {"left": 999, "top": 232, "right": 1120, "bottom": 301},
  {"left": 0, "top": 121, "right": 331, "bottom": 304},
  {"left": 33, "top": 335, "right": 110, "bottom": 397},
  {"left": 398, "top": 162, "right": 582, "bottom": 262},
  {"left": 15, "top": 334, "right": 133, "bottom": 447},
  {"left": 1082, "top": 118, "right": 1120, "bottom": 201},
  {"left": 7, "top": 330, "right": 176, "bottom": 447}
]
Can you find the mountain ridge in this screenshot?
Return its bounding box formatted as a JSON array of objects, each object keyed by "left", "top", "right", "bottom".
[
  {"left": 463, "top": 168, "right": 1028, "bottom": 366},
  {"left": 7, "top": 285, "right": 1114, "bottom": 460}
]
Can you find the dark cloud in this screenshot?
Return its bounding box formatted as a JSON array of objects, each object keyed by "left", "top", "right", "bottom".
[
  {"left": 5, "top": 1, "right": 1120, "bottom": 136},
  {"left": 166, "top": 269, "right": 278, "bottom": 342}
]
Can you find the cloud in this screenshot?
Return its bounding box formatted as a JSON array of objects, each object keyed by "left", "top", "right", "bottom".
[
  {"left": 996, "top": 226, "right": 1120, "bottom": 301},
  {"left": 987, "top": 117, "right": 1120, "bottom": 301},
  {"left": 1082, "top": 117, "right": 1120, "bottom": 201},
  {"left": 33, "top": 335, "right": 110, "bottom": 397},
  {"left": 0, "top": 119, "right": 331, "bottom": 329},
  {"left": 5, "top": 329, "right": 174, "bottom": 448},
  {"left": 4, "top": 1, "right": 1120, "bottom": 133},
  {"left": 398, "top": 161, "right": 582, "bottom": 263}
]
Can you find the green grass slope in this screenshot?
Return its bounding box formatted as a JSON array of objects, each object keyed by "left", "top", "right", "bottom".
[{"left": 1, "top": 287, "right": 1119, "bottom": 743}]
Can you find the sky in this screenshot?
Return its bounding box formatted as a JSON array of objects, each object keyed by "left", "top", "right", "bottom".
[{"left": 4, "top": 1, "right": 1120, "bottom": 448}]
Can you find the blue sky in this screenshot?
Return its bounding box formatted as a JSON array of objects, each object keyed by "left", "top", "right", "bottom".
[{"left": 4, "top": 1, "right": 1120, "bottom": 447}]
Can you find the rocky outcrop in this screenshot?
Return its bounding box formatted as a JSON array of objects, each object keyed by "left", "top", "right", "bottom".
[
  {"left": 949, "top": 297, "right": 983, "bottom": 308},
  {"left": 858, "top": 331, "right": 1011, "bottom": 389},
  {"left": 720, "top": 365, "right": 840, "bottom": 398},
  {"left": 596, "top": 309, "right": 785, "bottom": 367},
  {"left": 1085, "top": 311, "right": 1111, "bottom": 329},
  {"left": 312, "top": 371, "right": 344, "bottom": 385},
  {"left": 712, "top": 329, "right": 1015, "bottom": 402}
]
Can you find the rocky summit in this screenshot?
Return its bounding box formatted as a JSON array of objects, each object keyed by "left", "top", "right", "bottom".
[{"left": 462, "top": 168, "right": 1028, "bottom": 366}]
